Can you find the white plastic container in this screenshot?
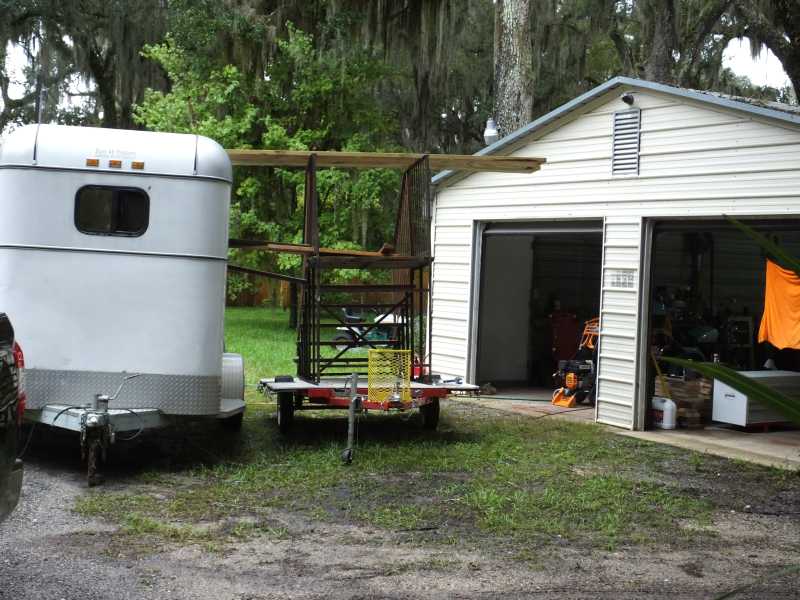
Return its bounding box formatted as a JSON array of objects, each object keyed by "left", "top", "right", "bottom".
[{"left": 651, "top": 396, "right": 677, "bottom": 430}]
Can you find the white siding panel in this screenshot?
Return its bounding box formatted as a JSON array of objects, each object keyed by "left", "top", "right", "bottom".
[
  {"left": 431, "top": 355, "right": 467, "bottom": 379},
  {"left": 433, "top": 244, "right": 472, "bottom": 264},
  {"left": 433, "top": 281, "right": 469, "bottom": 302},
  {"left": 431, "top": 316, "right": 468, "bottom": 340},
  {"left": 643, "top": 123, "right": 800, "bottom": 156},
  {"left": 600, "top": 312, "right": 638, "bottom": 333},
  {"left": 597, "top": 356, "right": 636, "bottom": 378},
  {"left": 434, "top": 227, "right": 472, "bottom": 245},
  {"left": 597, "top": 217, "right": 641, "bottom": 430},
  {"left": 433, "top": 264, "right": 470, "bottom": 285},
  {"left": 439, "top": 170, "right": 800, "bottom": 206},
  {"left": 640, "top": 145, "right": 800, "bottom": 177},
  {"left": 431, "top": 337, "right": 466, "bottom": 358},
  {"left": 431, "top": 299, "right": 469, "bottom": 320},
  {"left": 600, "top": 291, "right": 638, "bottom": 314}
]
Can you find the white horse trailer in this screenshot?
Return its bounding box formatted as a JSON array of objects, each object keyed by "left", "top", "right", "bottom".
[{"left": 0, "top": 124, "right": 245, "bottom": 483}]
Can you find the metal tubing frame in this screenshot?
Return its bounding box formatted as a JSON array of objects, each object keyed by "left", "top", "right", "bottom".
[
  {"left": 246, "top": 153, "right": 433, "bottom": 384},
  {"left": 294, "top": 156, "right": 432, "bottom": 383}
]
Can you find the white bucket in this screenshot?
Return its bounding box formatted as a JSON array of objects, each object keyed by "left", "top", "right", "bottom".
[{"left": 651, "top": 395, "right": 677, "bottom": 430}]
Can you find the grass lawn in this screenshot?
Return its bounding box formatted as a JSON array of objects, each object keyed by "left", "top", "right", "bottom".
[
  {"left": 75, "top": 306, "right": 797, "bottom": 559},
  {"left": 224, "top": 306, "right": 297, "bottom": 383}
]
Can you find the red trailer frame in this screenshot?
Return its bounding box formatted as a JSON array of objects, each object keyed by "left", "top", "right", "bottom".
[{"left": 257, "top": 375, "right": 477, "bottom": 433}]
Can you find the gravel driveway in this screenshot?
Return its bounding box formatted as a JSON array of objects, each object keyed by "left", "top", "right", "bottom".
[{"left": 1, "top": 422, "right": 799, "bottom": 600}]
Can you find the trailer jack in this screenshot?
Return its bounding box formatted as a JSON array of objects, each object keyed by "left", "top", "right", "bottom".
[
  {"left": 80, "top": 408, "right": 113, "bottom": 487},
  {"left": 341, "top": 373, "right": 361, "bottom": 465},
  {"left": 79, "top": 374, "right": 141, "bottom": 486}
]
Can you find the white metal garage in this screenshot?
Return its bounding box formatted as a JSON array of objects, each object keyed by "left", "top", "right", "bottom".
[{"left": 430, "top": 76, "right": 800, "bottom": 430}]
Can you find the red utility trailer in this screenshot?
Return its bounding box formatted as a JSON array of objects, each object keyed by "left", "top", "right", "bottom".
[{"left": 227, "top": 149, "right": 543, "bottom": 433}]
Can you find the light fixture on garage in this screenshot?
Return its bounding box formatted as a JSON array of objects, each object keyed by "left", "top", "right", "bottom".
[{"left": 483, "top": 118, "right": 499, "bottom": 146}]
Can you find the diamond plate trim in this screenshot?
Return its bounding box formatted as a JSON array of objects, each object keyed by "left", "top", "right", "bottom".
[{"left": 25, "top": 369, "right": 221, "bottom": 415}]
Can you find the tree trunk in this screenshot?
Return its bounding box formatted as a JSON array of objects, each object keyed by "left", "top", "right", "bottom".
[
  {"left": 785, "top": 56, "right": 800, "bottom": 102},
  {"left": 493, "top": 0, "right": 534, "bottom": 137},
  {"left": 779, "top": 0, "right": 800, "bottom": 99},
  {"left": 361, "top": 209, "right": 368, "bottom": 249},
  {"left": 739, "top": 0, "right": 800, "bottom": 100},
  {"left": 643, "top": 0, "right": 678, "bottom": 83}
]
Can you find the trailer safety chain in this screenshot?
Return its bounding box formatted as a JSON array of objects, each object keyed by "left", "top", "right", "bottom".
[
  {"left": 51, "top": 404, "right": 86, "bottom": 425},
  {"left": 16, "top": 420, "right": 37, "bottom": 460},
  {"left": 113, "top": 408, "right": 146, "bottom": 441}
]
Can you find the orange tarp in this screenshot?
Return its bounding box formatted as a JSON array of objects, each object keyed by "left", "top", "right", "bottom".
[{"left": 758, "top": 259, "right": 800, "bottom": 350}]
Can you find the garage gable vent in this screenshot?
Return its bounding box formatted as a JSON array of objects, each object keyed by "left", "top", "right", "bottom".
[{"left": 612, "top": 108, "right": 641, "bottom": 176}]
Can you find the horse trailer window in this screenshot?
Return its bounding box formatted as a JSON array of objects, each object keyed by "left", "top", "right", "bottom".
[{"left": 75, "top": 186, "right": 149, "bottom": 236}]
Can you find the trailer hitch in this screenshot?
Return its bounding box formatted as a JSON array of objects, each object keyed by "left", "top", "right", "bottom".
[{"left": 82, "top": 373, "right": 140, "bottom": 486}]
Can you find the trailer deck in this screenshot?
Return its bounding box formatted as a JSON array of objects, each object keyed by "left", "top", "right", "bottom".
[{"left": 259, "top": 376, "right": 476, "bottom": 411}]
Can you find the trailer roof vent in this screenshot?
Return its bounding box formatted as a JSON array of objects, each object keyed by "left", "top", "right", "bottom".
[{"left": 612, "top": 108, "right": 641, "bottom": 176}]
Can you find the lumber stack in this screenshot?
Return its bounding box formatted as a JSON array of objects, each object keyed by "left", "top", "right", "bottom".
[{"left": 655, "top": 376, "right": 713, "bottom": 429}]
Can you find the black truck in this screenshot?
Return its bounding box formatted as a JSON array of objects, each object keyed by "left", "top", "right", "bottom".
[{"left": 0, "top": 313, "right": 23, "bottom": 522}]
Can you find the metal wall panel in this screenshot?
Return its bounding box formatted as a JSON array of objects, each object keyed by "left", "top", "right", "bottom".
[{"left": 595, "top": 217, "right": 641, "bottom": 429}]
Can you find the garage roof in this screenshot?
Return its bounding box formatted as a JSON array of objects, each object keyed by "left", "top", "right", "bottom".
[{"left": 433, "top": 76, "right": 800, "bottom": 189}]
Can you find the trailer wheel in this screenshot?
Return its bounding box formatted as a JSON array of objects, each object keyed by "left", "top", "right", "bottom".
[
  {"left": 277, "top": 392, "right": 294, "bottom": 433},
  {"left": 419, "top": 398, "right": 440, "bottom": 430},
  {"left": 221, "top": 412, "right": 244, "bottom": 432}
]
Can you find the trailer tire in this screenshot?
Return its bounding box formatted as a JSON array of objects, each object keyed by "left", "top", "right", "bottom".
[
  {"left": 277, "top": 392, "right": 294, "bottom": 434},
  {"left": 221, "top": 412, "right": 244, "bottom": 432},
  {"left": 419, "top": 398, "right": 440, "bottom": 430}
]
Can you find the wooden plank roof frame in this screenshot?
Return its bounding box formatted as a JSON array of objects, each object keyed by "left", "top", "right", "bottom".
[{"left": 226, "top": 149, "right": 545, "bottom": 173}]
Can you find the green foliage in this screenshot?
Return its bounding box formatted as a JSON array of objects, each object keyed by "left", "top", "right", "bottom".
[
  {"left": 135, "top": 39, "right": 258, "bottom": 147},
  {"left": 134, "top": 21, "right": 403, "bottom": 302}
]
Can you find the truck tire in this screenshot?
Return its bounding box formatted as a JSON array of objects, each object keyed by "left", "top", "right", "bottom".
[
  {"left": 277, "top": 392, "right": 294, "bottom": 434},
  {"left": 419, "top": 398, "right": 440, "bottom": 430}
]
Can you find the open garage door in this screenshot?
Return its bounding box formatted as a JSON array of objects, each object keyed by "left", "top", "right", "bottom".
[
  {"left": 474, "top": 221, "right": 602, "bottom": 401},
  {"left": 644, "top": 217, "right": 800, "bottom": 431}
]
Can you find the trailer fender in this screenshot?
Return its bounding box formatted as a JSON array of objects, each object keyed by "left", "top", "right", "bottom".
[{"left": 222, "top": 353, "right": 245, "bottom": 405}]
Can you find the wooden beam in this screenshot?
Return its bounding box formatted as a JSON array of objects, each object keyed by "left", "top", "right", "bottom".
[
  {"left": 230, "top": 239, "right": 409, "bottom": 259},
  {"left": 226, "top": 150, "right": 545, "bottom": 173},
  {"left": 227, "top": 264, "right": 306, "bottom": 284},
  {"left": 313, "top": 256, "right": 432, "bottom": 270}
]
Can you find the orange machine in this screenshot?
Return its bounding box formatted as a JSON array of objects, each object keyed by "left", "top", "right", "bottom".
[{"left": 552, "top": 318, "right": 599, "bottom": 408}]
